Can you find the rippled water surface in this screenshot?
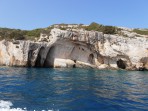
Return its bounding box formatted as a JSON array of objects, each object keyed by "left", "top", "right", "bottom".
[{"left": 0, "top": 67, "right": 148, "bottom": 111}]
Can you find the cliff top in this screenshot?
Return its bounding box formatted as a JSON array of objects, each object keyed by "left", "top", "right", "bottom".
[{"left": 0, "top": 22, "right": 148, "bottom": 41}]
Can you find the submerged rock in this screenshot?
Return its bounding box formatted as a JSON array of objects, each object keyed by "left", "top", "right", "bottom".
[{"left": 0, "top": 28, "right": 148, "bottom": 70}]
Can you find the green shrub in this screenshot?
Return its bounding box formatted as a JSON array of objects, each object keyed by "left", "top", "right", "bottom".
[
  {"left": 85, "top": 22, "right": 103, "bottom": 31},
  {"left": 60, "top": 27, "right": 67, "bottom": 30},
  {"left": 0, "top": 27, "right": 54, "bottom": 40},
  {"left": 9, "top": 32, "right": 24, "bottom": 40},
  {"left": 133, "top": 29, "right": 148, "bottom": 35},
  {"left": 26, "top": 29, "right": 42, "bottom": 37},
  {"left": 0, "top": 28, "right": 27, "bottom": 40},
  {"left": 102, "top": 26, "right": 116, "bottom": 34},
  {"left": 85, "top": 22, "right": 117, "bottom": 34}
]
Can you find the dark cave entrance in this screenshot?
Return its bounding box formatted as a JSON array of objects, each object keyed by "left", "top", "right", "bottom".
[
  {"left": 43, "top": 46, "right": 55, "bottom": 68},
  {"left": 35, "top": 47, "right": 45, "bottom": 67},
  {"left": 117, "top": 59, "right": 126, "bottom": 69},
  {"left": 73, "top": 60, "right": 76, "bottom": 68},
  {"left": 27, "top": 50, "right": 33, "bottom": 67},
  {"left": 88, "top": 54, "right": 94, "bottom": 64}
]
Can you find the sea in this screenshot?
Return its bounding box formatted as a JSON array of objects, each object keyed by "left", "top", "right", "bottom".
[{"left": 0, "top": 67, "right": 148, "bottom": 111}]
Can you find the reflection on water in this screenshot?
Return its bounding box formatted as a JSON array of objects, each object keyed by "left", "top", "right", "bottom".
[{"left": 0, "top": 67, "right": 148, "bottom": 111}]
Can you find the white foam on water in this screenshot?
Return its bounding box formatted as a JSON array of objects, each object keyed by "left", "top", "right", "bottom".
[
  {"left": 0, "top": 100, "right": 26, "bottom": 111},
  {"left": 0, "top": 100, "right": 56, "bottom": 111}
]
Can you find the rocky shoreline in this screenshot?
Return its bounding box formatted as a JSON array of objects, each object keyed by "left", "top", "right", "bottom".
[{"left": 0, "top": 28, "right": 148, "bottom": 71}]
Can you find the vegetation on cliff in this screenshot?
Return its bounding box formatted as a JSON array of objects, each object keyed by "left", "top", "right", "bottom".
[
  {"left": 0, "top": 27, "right": 52, "bottom": 40},
  {"left": 84, "top": 22, "right": 118, "bottom": 34},
  {"left": 0, "top": 28, "right": 37, "bottom": 40},
  {"left": 133, "top": 29, "right": 148, "bottom": 35},
  {"left": 0, "top": 23, "right": 147, "bottom": 40},
  {"left": 54, "top": 22, "right": 118, "bottom": 34}
]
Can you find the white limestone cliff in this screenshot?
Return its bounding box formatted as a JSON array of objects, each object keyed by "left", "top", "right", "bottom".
[{"left": 0, "top": 28, "right": 148, "bottom": 70}]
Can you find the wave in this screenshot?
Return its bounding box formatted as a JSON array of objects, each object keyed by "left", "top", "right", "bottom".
[{"left": 0, "top": 100, "right": 55, "bottom": 111}]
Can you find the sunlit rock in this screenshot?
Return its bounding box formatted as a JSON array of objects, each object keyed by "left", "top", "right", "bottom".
[{"left": 0, "top": 28, "right": 148, "bottom": 70}]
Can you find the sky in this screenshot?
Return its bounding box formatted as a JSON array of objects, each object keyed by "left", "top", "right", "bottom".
[{"left": 0, "top": 0, "right": 148, "bottom": 30}]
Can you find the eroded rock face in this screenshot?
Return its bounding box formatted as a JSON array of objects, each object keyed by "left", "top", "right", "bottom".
[{"left": 0, "top": 28, "right": 148, "bottom": 70}]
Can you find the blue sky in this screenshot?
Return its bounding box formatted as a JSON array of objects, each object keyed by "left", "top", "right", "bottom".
[{"left": 0, "top": 0, "right": 148, "bottom": 30}]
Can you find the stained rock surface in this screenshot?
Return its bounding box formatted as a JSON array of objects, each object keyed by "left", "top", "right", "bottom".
[{"left": 0, "top": 28, "right": 148, "bottom": 70}]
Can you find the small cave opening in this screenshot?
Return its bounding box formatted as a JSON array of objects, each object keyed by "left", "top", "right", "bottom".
[
  {"left": 139, "top": 67, "right": 145, "bottom": 71},
  {"left": 35, "top": 55, "right": 42, "bottom": 67},
  {"left": 82, "top": 48, "right": 84, "bottom": 51},
  {"left": 73, "top": 60, "right": 76, "bottom": 68},
  {"left": 35, "top": 47, "right": 45, "bottom": 67},
  {"left": 27, "top": 50, "right": 33, "bottom": 67},
  {"left": 117, "top": 59, "right": 126, "bottom": 69},
  {"left": 43, "top": 46, "right": 55, "bottom": 68},
  {"left": 88, "top": 54, "right": 94, "bottom": 64}
]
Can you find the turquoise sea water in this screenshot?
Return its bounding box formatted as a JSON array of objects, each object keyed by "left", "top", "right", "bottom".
[{"left": 0, "top": 67, "right": 148, "bottom": 111}]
